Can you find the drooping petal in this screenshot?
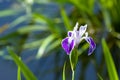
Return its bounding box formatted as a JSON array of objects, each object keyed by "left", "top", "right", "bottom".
[
  {"left": 85, "top": 37, "right": 96, "bottom": 55},
  {"left": 68, "top": 31, "right": 72, "bottom": 37},
  {"left": 79, "top": 24, "right": 87, "bottom": 37},
  {"left": 61, "top": 37, "right": 75, "bottom": 55}
]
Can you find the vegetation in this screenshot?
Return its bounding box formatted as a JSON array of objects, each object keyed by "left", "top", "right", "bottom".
[{"left": 0, "top": 0, "right": 120, "bottom": 80}]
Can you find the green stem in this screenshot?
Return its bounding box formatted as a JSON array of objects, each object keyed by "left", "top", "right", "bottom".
[
  {"left": 69, "top": 54, "right": 75, "bottom": 80},
  {"left": 69, "top": 48, "right": 78, "bottom": 80},
  {"left": 69, "top": 54, "right": 73, "bottom": 71},
  {"left": 72, "top": 70, "right": 75, "bottom": 80}
]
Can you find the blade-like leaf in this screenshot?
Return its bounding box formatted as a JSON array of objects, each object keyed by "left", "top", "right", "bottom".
[
  {"left": 23, "top": 39, "right": 44, "bottom": 49},
  {"left": 17, "top": 64, "right": 21, "bottom": 80},
  {"left": 0, "top": 9, "right": 18, "bottom": 17},
  {"left": 102, "top": 38, "right": 119, "bottom": 80},
  {"left": 45, "top": 39, "right": 61, "bottom": 53},
  {"left": 33, "top": 13, "right": 56, "bottom": 33},
  {"left": 17, "top": 25, "right": 48, "bottom": 34},
  {"left": 9, "top": 15, "right": 28, "bottom": 28},
  {"left": 61, "top": 8, "right": 71, "bottom": 30},
  {"left": 78, "top": 43, "right": 89, "bottom": 56},
  {"left": 36, "top": 35, "right": 55, "bottom": 59},
  {"left": 62, "top": 62, "right": 66, "bottom": 80},
  {"left": 7, "top": 47, "right": 37, "bottom": 80},
  {"left": 97, "top": 73, "right": 103, "bottom": 80}
]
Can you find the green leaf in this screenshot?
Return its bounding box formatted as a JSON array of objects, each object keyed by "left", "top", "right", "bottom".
[
  {"left": 36, "top": 35, "right": 56, "bottom": 59},
  {"left": 102, "top": 10, "right": 112, "bottom": 32},
  {"left": 0, "top": 9, "right": 18, "bottom": 17},
  {"left": 78, "top": 43, "right": 89, "bottom": 56},
  {"left": 7, "top": 47, "right": 37, "bottom": 80},
  {"left": 23, "top": 39, "right": 44, "bottom": 49},
  {"left": 61, "top": 8, "right": 71, "bottom": 30},
  {"left": 45, "top": 39, "right": 61, "bottom": 53},
  {"left": 102, "top": 38, "right": 119, "bottom": 80},
  {"left": 97, "top": 73, "right": 103, "bottom": 80},
  {"left": 17, "top": 61, "right": 21, "bottom": 80},
  {"left": 33, "top": 13, "right": 56, "bottom": 33},
  {"left": 9, "top": 15, "right": 28, "bottom": 28},
  {"left": 62, "top": 62, "right": 66, "bottom": 80},
  {"left": 17, "top": 25, "right": 48, "bottom": 34}
]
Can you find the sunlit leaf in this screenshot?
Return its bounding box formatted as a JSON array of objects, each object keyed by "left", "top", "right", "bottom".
[
  {"left": 33, "top": 13, "right": 55, "bottom": 33},
  {"left": 102, "top": 38, "right": 119, "bottom": 80},
  {"left": 17, "top": 60, "right": 21, "bottom": 80},
  {"left": 23, "top": 39, "right": 44, "bottom": 49},
  {"left": 36, "top": 35, "right": 56, "bottom": 59},
  {"left": 7, "top": 47, "right": 37, "bottom": 80},
  {"left": 45, "top": 39, "right": 61, "bottom": 53},
  {"left": 17, "top": 25, "right": 48, "bottom": 34},
  {"left": 9, "top": 15, "right": 28, "bottom": 28},
  {"left": 0, "top": 9, "right": 18, "bottom": 17},
  {"left": 62, "top": 62, "right": 66, "bottom": 80},
  {"left": 61, "top": 8, "right": 71, "bottom": 30}
]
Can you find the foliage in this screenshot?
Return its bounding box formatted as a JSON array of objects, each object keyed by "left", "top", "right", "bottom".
[{"left": 0, "top": 0, "right": 120, "bottom": 80}]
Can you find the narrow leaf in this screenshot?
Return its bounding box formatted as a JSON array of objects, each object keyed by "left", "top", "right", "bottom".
[
  {"left": 17, "top": 25, "right": 48, "bottom": 34},
  {"left": 102, "top": 38, "right": 119, "bottom": 80},
  {"left": 0, "top": 9, "right": 18, "bottom": 17},
  {"left": 7, "top": 47, "right": 37, "bottom": 80},
  {"left": 78, "top": 43, "right": 89, "bottom": 56},
  {"left": 17, "top": 64, "right": 21, "bottom": 80},
  {"left": 62, "top": 62, "right": 66, "bottom": 80},
  {"left": 45, "top": 39, "right": 61, "bottom": 53},
  {"left": 61, "top": 8, "right": 71, "bottom": 30},
  {"left": 97, "top": 73, "right": 103, "bottom": 80},
  {"left": 9, "top": 15, "right": 27, "bottom": 28},
  {"left": 36, "top": 35, "right": 55, "bottom": 59}
]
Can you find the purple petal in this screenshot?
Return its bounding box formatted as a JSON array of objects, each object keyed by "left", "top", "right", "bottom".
[
  {"left": 85, "top": 37, "right": 96, "bottom": 55},
  {"left": 61, "top": 37, "right": 75, "bottom": 55},
  {"left": 68, "top": 31, "right": 72, "bottom": 37}
]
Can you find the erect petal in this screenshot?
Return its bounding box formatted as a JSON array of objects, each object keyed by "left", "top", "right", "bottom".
[
  {"left": 68, "top": 31, "right": 72, "bottom": 37},
  {"left": 85, "top": 37, "right": 96, "bottom": 55},
  {"left": 61, "top": 37, "right": 75, "bottom": 55},
  {"left": 79, "top": 24, "right": 87, "bottom": 37},
  {"left": 73, "top": 22, "right": 79, "bottom": 31}
]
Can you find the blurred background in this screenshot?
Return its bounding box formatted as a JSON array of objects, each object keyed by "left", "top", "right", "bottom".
[{"left": 0, "top": 0, "right": 120, "bottom": 80}]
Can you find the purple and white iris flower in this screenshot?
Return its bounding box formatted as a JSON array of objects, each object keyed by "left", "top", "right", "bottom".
[{"left": 61, "top": 22, "right": 96, "bottom": 55}]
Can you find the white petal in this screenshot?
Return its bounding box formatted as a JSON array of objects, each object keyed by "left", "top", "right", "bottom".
[
  {"left": 85, "top": 32, "right": 88, "bottom": 37},
  {"left": 73, "top": 22, "right": 79, "bottom": 31},
  {"left": 79, "top": 24, "right": 87, "bottom": 37}
]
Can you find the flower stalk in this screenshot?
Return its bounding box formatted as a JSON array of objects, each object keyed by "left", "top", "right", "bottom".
[
  {"left": 61, "top": 22, "right": 96, "bottom": 80},
  {"left": 69, "top": 48, "right": 78, "bottom": 80}
]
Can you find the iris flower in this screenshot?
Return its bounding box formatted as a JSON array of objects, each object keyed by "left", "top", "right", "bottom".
[{"left": 61, "top": 22, "right": 96, "bottom": 55}]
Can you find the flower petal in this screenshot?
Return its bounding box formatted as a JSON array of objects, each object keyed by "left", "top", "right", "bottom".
[
  {"left": 73, "top": 22, "right": 79, "bottom": 31},
  {"left": 79, "top": 24, "right": 87, "bottom": 37},
  {"left": 61, "top": 37, "right": 75, "bottom": 55},
  {"left": 68, "top": 31, "right": 72, "bottom": 37},
  {"left": 85, "top": 37, "right": 96, "bottom": 55}
]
